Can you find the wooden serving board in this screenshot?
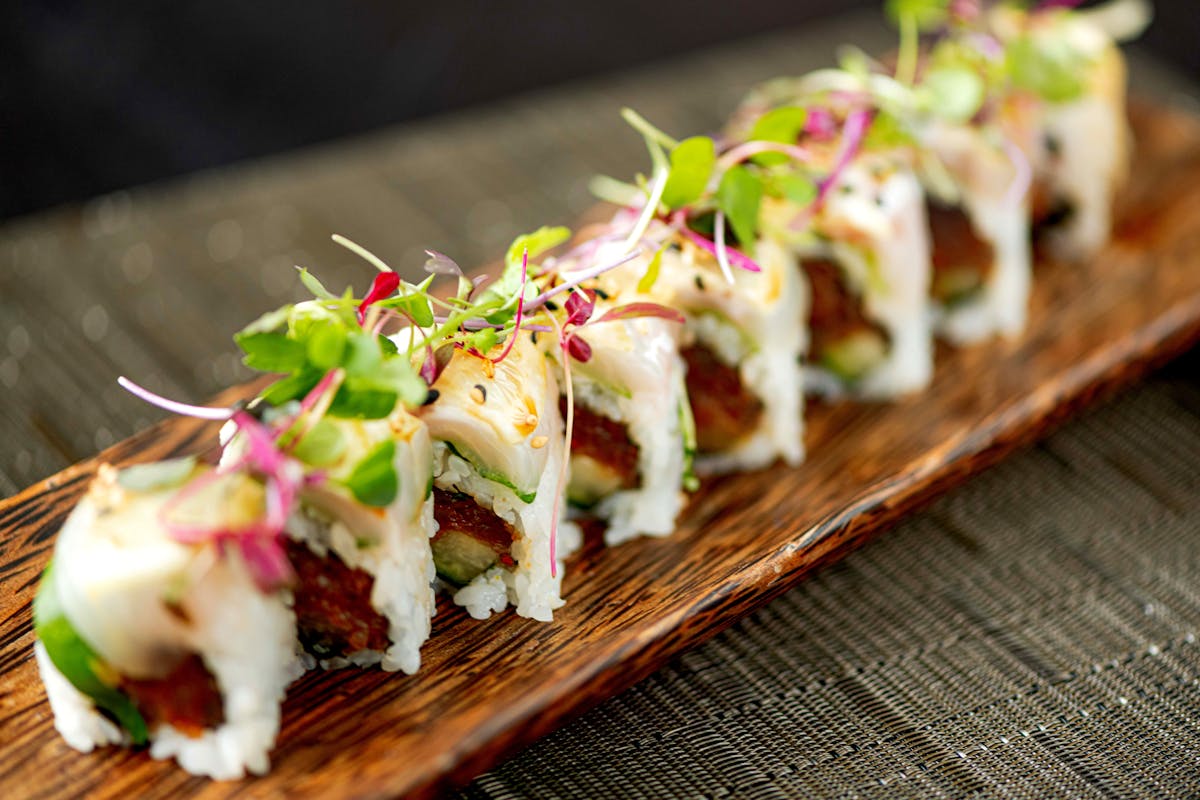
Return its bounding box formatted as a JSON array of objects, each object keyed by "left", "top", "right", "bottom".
[{"left": 3, "top": 102, "right": 1200, "bottom": 799}]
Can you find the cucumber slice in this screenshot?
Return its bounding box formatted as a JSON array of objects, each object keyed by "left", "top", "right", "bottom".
[
  {"left": 431, "top": 531, "right": 501, "bottom": 586},
  {"left": 566, "top": 455, "right": 627, "bottom": 509},
  {"left": 821, "top": 330, "right": 888, "bottom": 383},
  {"left": 932, "top": 267, "right": 985, "bottom": 308},
  {"left": 34, "top": 561, "right": 148, "bottom": 744}
]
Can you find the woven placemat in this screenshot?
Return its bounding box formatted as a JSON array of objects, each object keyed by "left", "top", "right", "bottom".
[{"left": 462, "top": 366, "right": 1200, "bottom": 798}]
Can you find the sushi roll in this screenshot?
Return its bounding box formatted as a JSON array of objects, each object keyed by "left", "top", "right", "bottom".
[
  {"left": 34, "top": 459, "right": 299, "bottom": 779},
  {"left": 417, "top": 334, "right": 577, "bottom": 621},
  {"left": 991, "top": 0, "right": 1150, "bottom": 259},
  {"left": 540, "top": 257, "right": 694, "bottom": 545}
]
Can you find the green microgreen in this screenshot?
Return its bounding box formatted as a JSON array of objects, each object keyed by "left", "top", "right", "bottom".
[{"left": 342, "top": 439, "right": 398, "bottom": 507}]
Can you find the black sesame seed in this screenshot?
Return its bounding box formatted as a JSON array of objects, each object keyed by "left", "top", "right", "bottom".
[
  {"left": 530, "top": 331, "right": 539, "bottom": 345},
  {"left": 695, "top": 275, "right": 706, "bottom": 291},
  {"left": 545, "top": 301, "right": 559, "bottom": 311},
  {"left": 875, "top": 194, "right": 884, "bottom": 207},
  {"left": 422, "top": 389, "right": 440, "bottom": 406},
  {"left": 1045, "top": 133, "right": 1061, "bottom": 157},
  {"left": 668, "top": 242, "right": 682, "bottom": 252},
  {"left": 594, "top": 288, "right": 610, "bottom": 300},
  {"left": 473, "top": 383, "right": 487, "bottom": 402}
]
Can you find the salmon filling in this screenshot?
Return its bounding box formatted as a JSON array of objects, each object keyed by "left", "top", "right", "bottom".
[
  {"left": 928, "top": 201, "right": 995, "bottom": 306},
  {"left": 431, "top": 488, "right": 517, "bottom": 586},
  {"left": 285, "top": 537, "right": 391, "bottom": 658},
  {"left": 121, "top": 653, "right": 224, "bottom": 738},
  {"left": 681, "top": 343, "right": 763, "bottom": 453}
]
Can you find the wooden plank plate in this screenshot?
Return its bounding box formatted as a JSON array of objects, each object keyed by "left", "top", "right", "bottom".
[{"left": 3, "top": 102, "right": 1200, "bottom": 799}]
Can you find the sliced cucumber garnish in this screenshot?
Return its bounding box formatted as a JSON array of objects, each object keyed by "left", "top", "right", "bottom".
[{"left": 821, "top": 330, "right": 888, "bottom": 383}]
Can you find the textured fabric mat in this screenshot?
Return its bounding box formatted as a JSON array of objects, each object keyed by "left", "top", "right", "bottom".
[{"left": 462, "top": 368, "right": 1200, "bottom": 798}]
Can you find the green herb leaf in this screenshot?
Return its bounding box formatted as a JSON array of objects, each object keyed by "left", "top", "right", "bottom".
[
  {"left": 661, "top": 136, "right": 716, "bottom": 209},
  {"left": 342, "top": 331, "right": 382, "bottom": 378},
  {"left": 748, "top": 106, "right": 807, "bottom": 166},
  {"left": 235, "top": 332, "right": 308, "bottom": 372},
  {"left": 116, "top": 457, "right": 197, "bottom": 493},
  {"left": 292, "top": 419, "right": 346, "bottom": 467},
  {"left": 1006, "top": 34, "right": 1089, "bottom": 104},
  {"left": 343, "top": 439, "right": 398, "bottom": 507},
  {"left": 469, "top": 327, "right": 499, "bottom": 354},
  {"left": 504, "top": 226, "right": 571, "bottom": 270},
  {"left": 716, "top": 166, "right": 764, "bottom": 253},
  {"left": 637, "top": 246, "right": 665, "bottom": 294},
  {"left": 238, "top": 305, "right": 293, "bottom": 337},
  {"left": 771, "top": 173, "right": 819, "bottom": 206},
  {"left": 261, "top": 369, "right": 324, "bottom": 406},
  {"left": 304, "top": 324, "right": 347, "bottom": 370},
  {"left": 329, "top": 385, "right": 397, "bottom": 419},
  {"left": 378, "top": 293, "right": 434, "bottom": 327},
  {"left": 884, "top": 0, "right": 949, "bottom": 30},
  {"left": 297, "top": 268, "right": 338, "bottom": 300},
  {"left": 864, "top": 111, "right": 915, "bottom": 150},
  {"left": 923, "top": 66, "right": 985, "bottom": 123}
]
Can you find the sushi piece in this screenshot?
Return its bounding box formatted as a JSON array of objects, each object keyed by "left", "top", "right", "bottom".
[
  {"left": 34, "top": 459, "right": 299, "bottom": 779},
  {"left": 539, "top": 252, "right": 694, "bottom": 545},
  {"left": 991, "top": 0, "right": 1150, "bottom": 258},
  {"left": 765, "top": 151, "right": 933, "bottom": 398},
  {"left": 600, "top": 224, "right": 806, "bottom": 474},
  {"left": 916, "top": 119, "right": 1033, "bottom": 343},
  {"left": 230, "top": 407, "right": 437, "bottom": 675},
  {"left": 229, "top": 293, "right": 439, "bottom": 675},
  {"left": 416, "top": 334, "right": 577, "bottom": 621}
]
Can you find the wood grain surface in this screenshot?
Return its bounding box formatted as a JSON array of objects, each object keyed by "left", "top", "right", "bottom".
[{"left": 2, "top": 103, "right": 1200, "bottom": 799}]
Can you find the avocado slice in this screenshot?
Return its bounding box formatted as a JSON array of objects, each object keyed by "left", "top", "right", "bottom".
[
  {"left": 34, "top": 561, "right": 148, "bottom": 744},
  {"left": 821, "top": 330, "right": 889, "bottom": 383}
]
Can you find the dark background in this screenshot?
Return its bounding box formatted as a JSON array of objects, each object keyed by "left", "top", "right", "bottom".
[{"left": 2, "top": 1, "right": 1196, "bottom": 222}]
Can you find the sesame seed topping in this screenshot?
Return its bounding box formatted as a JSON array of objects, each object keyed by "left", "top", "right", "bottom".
[
  {"left": 471, "top": 384, "right": 487, "bottom": 404},
  {"left": 530, "top": 435, "right": 548, "bottom": 449}
]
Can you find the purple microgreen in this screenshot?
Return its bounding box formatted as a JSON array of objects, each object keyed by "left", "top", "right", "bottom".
[
  {"left": 1002, "top": 136, "right": 1033, "bottom": 208},
  {"left": 527, "top": 249, "right": 641, "bottom": 311},
  {"left": 804, "top": 106, "right": 838, "bottom": 140},
  {"left": 594, "top": 302, "right": 686, "bottom": 326},
  {"left": 118, "top": 376, "right": 234, "bottom": 421},
  {"left": 357, "top": 272, "right": 401, "bottom": 326},
  {"left": 718, "top": 141, "right": 811, "bottom": 171},
  {"left": 564, "top": 288, "right": 596, "bottom": 327},
  {"left": 673, "top": 214, "right": 762, "bottom": 274},
  {"left": 565, "top": 334, "right": 593, "bottom": 363},
  {"left": 423, "top": 249, "right": 463, "bottom": 276},
  {"left": 489, "top": 247, "right": 529, "bottom": 364},
  {"left": 815, "top": 108, "right": 874, "bottom": 209}
]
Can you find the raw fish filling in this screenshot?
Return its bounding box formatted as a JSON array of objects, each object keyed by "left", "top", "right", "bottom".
[
  {"left": 560, "top": 396, "right": 640, "bottom": 506},
  {"left": 801, "top": 258, "right": 890, "bottom": 382},
  {"left": 120, "top": 653, "right": 224, "bottom": 738},
  {"left": 285, "top": 538, "right": 391, "bottom": 658},
  {"left": 927, "top": 201, "right": 994, "bottom": 306},
  {"left": 681, "top": 343, "right": 763, "bottom": 453},
  {"left": 431, "top": 488, "right": 517, "bottom": 586}
]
